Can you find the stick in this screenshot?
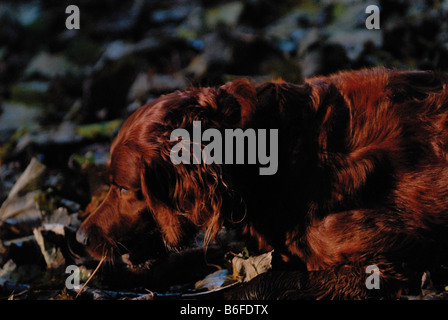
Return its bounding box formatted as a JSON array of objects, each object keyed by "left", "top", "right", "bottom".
[{"left": 75, "top": 255, "right": 106, "bottom": 299}]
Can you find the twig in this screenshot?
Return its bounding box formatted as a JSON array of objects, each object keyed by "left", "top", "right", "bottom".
[{"left": 75, "top": 255, "right": 106, "bottom": 299}]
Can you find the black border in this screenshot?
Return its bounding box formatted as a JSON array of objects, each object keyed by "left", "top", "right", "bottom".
[{"left": 0, "top": 300, "right": 440, "bottom": 319}]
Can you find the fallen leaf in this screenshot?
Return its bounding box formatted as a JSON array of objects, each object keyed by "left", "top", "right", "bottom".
[
  {"left": 33, "top": 227, "right": 65, "bottom": 269},
  {"left": 195, "top": 269, "right": 229, "bottom": 291},
  {"left": 0, "top": 260, "right": 17, "bottom": 286},
  {"left": 232, "top": 250, "right": 273, "bottom": 282},
  {"left": 0, "top": 158, "right": 46, "bottom": 228}
]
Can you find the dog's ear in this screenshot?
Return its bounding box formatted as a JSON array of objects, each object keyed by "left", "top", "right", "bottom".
[
  {"left": 217, "top": 79, "right": 257, "bottom": 127},
  {"left": 140, "top": 143, "right": 226, "bottom": 246},
  {"left": 140, "top": 153, "right": 196, "bottom": 246},
  {"left": 141, "top": 156, "right": 175, "bottom": 210}
]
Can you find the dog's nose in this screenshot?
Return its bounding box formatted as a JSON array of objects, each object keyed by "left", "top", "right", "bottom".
[{"left": 76, "top": 228, "right": 89, "bottom": 246}]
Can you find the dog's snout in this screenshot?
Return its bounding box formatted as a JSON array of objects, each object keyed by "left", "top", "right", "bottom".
[{"left": 76, "top": 227, "right": 89, "bottom": 246}]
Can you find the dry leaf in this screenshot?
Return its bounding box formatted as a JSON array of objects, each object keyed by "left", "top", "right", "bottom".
[
  {"left": 232, "top": 250, "right": 273, "bottom": 282},
  {"left": 0, "top": 158, "right": 46, "bottom": 224},
  {"left": 195, "top": 269, "right": 229, "bottom": 291}
]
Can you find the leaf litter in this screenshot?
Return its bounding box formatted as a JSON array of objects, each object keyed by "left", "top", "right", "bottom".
[
  {"left": 0, "top": 157, "right": 272, "bottom": 300},
  {"left": 3, "top": 0, "right": 448, "bottom": 300}
]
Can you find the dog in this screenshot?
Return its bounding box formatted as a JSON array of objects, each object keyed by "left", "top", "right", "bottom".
[{"left": 76, "top": 68, "right": 448, "bottom": 299}]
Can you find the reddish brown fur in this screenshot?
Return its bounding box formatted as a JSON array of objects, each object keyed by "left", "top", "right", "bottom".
[{"left": 77, "top": 68, "right": 448, "bottom": 299}]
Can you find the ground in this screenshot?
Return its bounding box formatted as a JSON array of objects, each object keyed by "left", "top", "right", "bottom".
[{"left": 1, "top": 0, "right": 448, "bottom": 300}]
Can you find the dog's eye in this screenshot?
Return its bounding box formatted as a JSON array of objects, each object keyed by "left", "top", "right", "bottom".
[{"left": 120, "top": 187, "right": 130, "bottom": 195}]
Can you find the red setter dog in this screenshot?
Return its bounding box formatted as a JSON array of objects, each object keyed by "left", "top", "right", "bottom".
[{"left": 76, "top": 68, "right": 448, "bottom": 299}]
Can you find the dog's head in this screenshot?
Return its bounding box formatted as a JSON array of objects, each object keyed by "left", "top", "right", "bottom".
[{"left": 76, "top": 79, "right": 258, "bottom": 262}]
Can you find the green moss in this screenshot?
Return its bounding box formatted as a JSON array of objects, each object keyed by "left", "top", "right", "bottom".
[{"left": 76, "top": 119, "right": 123, "bottom": 139}]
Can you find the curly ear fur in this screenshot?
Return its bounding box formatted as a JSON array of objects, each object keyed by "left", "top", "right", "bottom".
[
  {"left": 137, "top": 80, "right": 257, "bottom": 248},
  {"left": 140, "top": 141, "right": 228, "bottom": 247}
]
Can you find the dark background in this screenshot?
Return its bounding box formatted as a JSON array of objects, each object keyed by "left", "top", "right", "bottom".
[{"left": 1, "top": 0, "right": 448, "bottom": 300}]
